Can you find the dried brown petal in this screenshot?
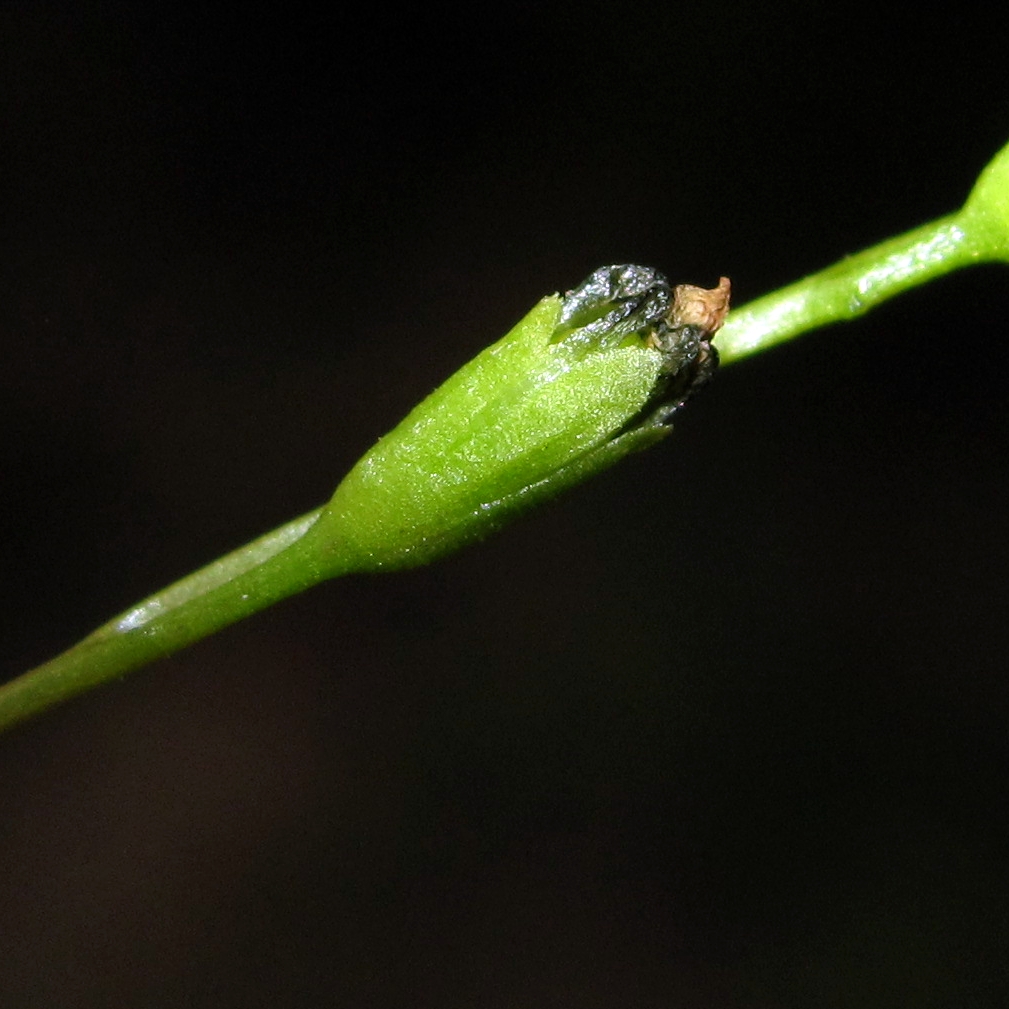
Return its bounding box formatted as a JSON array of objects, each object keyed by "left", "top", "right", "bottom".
[{"left": 669, "top": 276, "right": 731, "bottom": 336}]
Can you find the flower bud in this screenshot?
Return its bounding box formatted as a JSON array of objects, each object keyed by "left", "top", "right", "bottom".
[{"left": 318, "top": 266, "right": 729, "bottom": 571}]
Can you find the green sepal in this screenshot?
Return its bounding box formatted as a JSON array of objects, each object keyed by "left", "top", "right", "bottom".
[{"left": 318, "top": 294, "right": 668, "bottom": 570}]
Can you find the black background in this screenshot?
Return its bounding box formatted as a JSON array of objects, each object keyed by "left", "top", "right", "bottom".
[{"left": 3, "top": 2, "right": 1009, "bottom": 1006}]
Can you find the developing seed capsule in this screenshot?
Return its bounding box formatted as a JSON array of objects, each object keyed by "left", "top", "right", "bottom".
[{"left": 320, "top": 267, "right": 730, "bottom": 571}]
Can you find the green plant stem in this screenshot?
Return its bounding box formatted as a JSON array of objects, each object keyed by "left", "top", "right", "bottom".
[
  {"left": 4, "top": 140, "right": 1009, "bottom": 734},
  {"left": 719, "top": 211, "right": 1009, "bottom": 364},
  {"left": 1, "top": 509, "right": 341, "bottom": 730},
  {"left": 718, "top": 215, "right": 973, "bottom": 363},
  {"left": 716, "top": 136, "right": 1009, "bottom": 364}
]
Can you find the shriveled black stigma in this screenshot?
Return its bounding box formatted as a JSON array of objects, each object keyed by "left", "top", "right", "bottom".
[
  {"left": 558, "top": 264, "right": 723, "bottom": 427},
  {"left": 555, "top": 264, "right": 672, "bottom": 350},
  {"left": 654, "top": 324, "right": 719, "bottom": 417}
]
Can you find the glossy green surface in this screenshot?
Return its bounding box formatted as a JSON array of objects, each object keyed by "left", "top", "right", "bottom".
[
  {"left": 718, "top": 138, "right": 1009, "bottom": 365},
  {"left": 322, "top": 294, "right": 667, "bottom": 570}
]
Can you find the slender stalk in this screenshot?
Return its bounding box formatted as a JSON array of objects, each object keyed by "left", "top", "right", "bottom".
[
  {"left": 718, "top": 215, "right": 980, "bottom": 364},
  {"left": 722, "top": 139, "right": 1008, "bottom": 363},
  {"left": 718, "top": 136, "right": 1009, "bottom": 363},
  {"left": 0, "top": 509, "right": 343, "bottom": 731}
]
